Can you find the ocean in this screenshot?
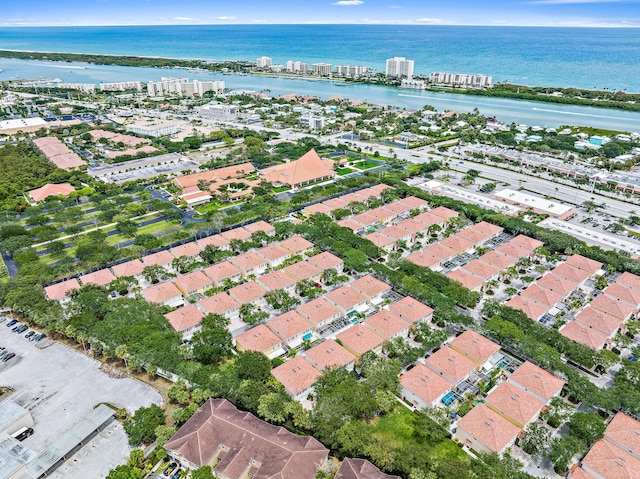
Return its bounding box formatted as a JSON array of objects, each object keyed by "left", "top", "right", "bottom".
[{"left": 1, "top": 25, "right": 639, "bottom": 92}]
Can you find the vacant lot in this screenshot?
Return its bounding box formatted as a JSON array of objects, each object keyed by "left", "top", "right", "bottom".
[{"left": 0, "top": 324, "right": 162, "bottom": 478}]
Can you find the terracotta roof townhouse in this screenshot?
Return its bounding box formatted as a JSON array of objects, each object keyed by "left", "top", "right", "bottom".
[
  {"left": 447, "top": 269, "right": 485, "bottom": 292},
  {"left": 297, "top": 297, "right": 342, "bottom": 330},
  {"left": 449, "top": 330, "right": 500, "bottom": 368},
  {"left": 174, "top": 271, "right": 213, "bottom": 297},
  {"left": 325, "top": 286, "right": 368, "bottom": 315},
  {"left": 400, "top": 363, "right": 453, "bottom": 409},
  {"left": 350, "top": 275, "right": 391, "bottom": 303},
  {"left": 441, "top": 234, "right": 476, "bottom": 254},
  {"left": 455, "top": 404, "right": 520, "bottom": 454},
  {"left": 279, "top": 235, "right": 315, "bottom": 256},
  {"left": 256, "top": 244, "right": 291, "bottom": 267},
  {"left": 170, "top": 242, "right": 202, "bottom": 259},
  {"left": 364, "top": 310, "right": 410, "bottom": 340},
  {"left": 79, "top": 268, "right": 116, "bottom": 287},
  {"left": 509, "top": 234, "right": 544, "bottom": 251},
  {"left": 336, "top": 324, "right": 386, "bottom": 357},
  {"left": 307, "top": 251, "right": 344, "bottom": 273},
  {"left": 261, "top": 149, "right": 336, "bottom": 187},
  {"left": 405, "top": 250, "right": 442, "bottom": 269},
  {"left": 323, "top": 197, "right": 349, "bottom": 211},
  {"left": 398, "top": 196, "right": 429, "bottom": 211},
  {"left": 203, "top": 261, "right": 241, "bottom": 286},
  {"left": 267, "top": 311, "right": 314, "bottom": 348},
  {"left": 457, "top": 227, "right": 493, "bottom": 246},
  {"left": 420, "top": 243, "right": 457, "bottom": 265},
  {"left": 521, "top": 283, "right": 565, "bottom": 308},
  {"left": 553, "top": 263, "right": 591, "bottom": 285},
  {"left": 429, "top": 206, "right": 459, "bottom": 221},
  {"left": 28, "top": 183, "right": 75, "bottom": 202},
  {"left": 220, "top": 227, "right": 252, "bottom": 242},
  {"left": 368, "top": 205, "right": 399, "bottom": 225},
  {"left": 478, "top": 250, "right": 518, "bottom": 269},
  {"left": 235, "top": 324, "right": 283, "bottom": 358},
  {"left": 569, "top": 468, "right": 596, "bottom": 479},
  {"left": 338, "top": 218, "right": 367, "bottom": 234},
  {"left": 304, "top": 202, "right": 333, "bottom": 217},
  {"left": 229, "top": 252, "right": 268, "bottom": 276},
  {"left": 389, "top": 297, "right": 434, "bottom": 325},
  {"left": 537, "top": 272, "right": 578, "bottom": 296},
  {"left": 164, "top": 305, "right": 205, "bottom": 336},
  {"left": 396, "top": 218, "right": 430, "bottom": 237},
  {"left": 485, "top": 381, "right": 545, "bottom": 429},
  {"left": 413, "top": 211, "right": 444, "bottom": 227},
  {"left": 111, "top": 259, "right": 145, "bottom": 278},
  {"left": 283, "top": 261, "right": 322, "bottom": 283},
  {"left": 304, "top": 339, "right": 356, "bottom": 372},
  {"left": 378, "top": 225, "right": 412, "bottom": 245},
  {"left": 581, "top": 439, "right": 640, "bottom": 479},
  {"left": 505, "top": 295, "right": 549, "bottom": 322},
  {"left": 164, "top": 398, "right": 328, "bottom": 477},
  {"left": 575, "top": 307, "right": 623, "bottom": 337},
  {"left": 44, "top": 278, "right": 81, "bottom": 301},
  {"left": 228, "top": 281, "right": 267, "bottom": 306},
  {"left": 365, "top": 184, "right": 393, "bottom": 197},
  {"left": 559, "top": 320, "right": 611, "bottom": 350},
  {"left": 335, "top": 458, "right": 401, "bottom": 479},
  {"left": 507, "top": 361, "right": 565, "bottom": 404},
  {"left": 462, "top": 260, "right": 501, "bottom": 282},
  {"left": 243, "top": 220, "right": 276, "bottom": 236},
  {"left": 425, "top": 346, "right": 477, "bottom": 385},
  {"left": 172, "top": 162, "right": 255, "bottom": 188},
  {"left": 143, "top": 282, "right": 184, "bottom": 307},
  {"left": 472, "top": 221, "right": 504, "bottom": 240},
  {"left": 604, "top": 283, "right": 640, "bottom": 309},
  {"left": 198, "top": 292, "right": 240, "bottom": 318},
  {"left": 616, "top": 272, "right": 640, "bottom": 291},
  {"left": 195, "top": 234, "right": 230, "bottom": 250},
  {"left": 565, "top": 254, "right": 603, "bottom": 275},
  {"left": 271, "top": 356, "right": 322, "bottom": 399},
  {"left": 495, "top": 242, "right": 531, "bottom": 261},
  {"left": 604, "top": 412, "right": 640, "bottom": 460},
  {"left": 142, "top": 250, "right": 175, "bottom": 267},
  {"left": 257, "top": 270, "right": 297, "bottom": 293},
  {"left": 590, "top": 294, "right": 636, "bottom": 321}
]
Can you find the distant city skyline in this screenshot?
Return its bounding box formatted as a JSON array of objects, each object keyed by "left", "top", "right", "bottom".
[{"left": 1, "top": 0, "right": 639, "bottom": 28}]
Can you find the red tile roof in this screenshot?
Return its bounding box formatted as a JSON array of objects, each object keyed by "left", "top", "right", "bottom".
[
  {"left": 605, "top": 412, "right": 640, "bottom": 455},
  {"left": 389, "top": 297, "right": 434, "bottom": 324},
  {"left": 521, "top": 283, "right": 565, "bottom": 307},
  {"left": 565, "top": 254, "right": 603, "bottom": 274},
  {"left": 447, "top": 268, "right": 485, "bottom": 290},
  {"left": 581, "top": 439, "right": 640, "bottom": 479},
  {"left": 283, "top": 261, "right": 322, "bottom": 282},
  {"left": 271, "top": 356, "right": 322, "bottom": 396},
  {"left": 350, "top": 274, "right": 391, "bottom": 299},
  {"left": 462, "top": 260, "right": 501, "bottom": 280},
  {"left": 456, "top": 404, "right": 520, "bottom": 453},
  {"left": 400, "top": 363, "right": 452, "bottom": 405},
  {"left": 604, "top": 283, "right": 640, "bottom": 307},
  {"left": 537, "top": 272, "right": 578, "bottom": 296},
  {"left": 508, "top": 361, "right": 565, "bottom": 402},
  {"left": 170, "top": 242, "right": 202, "bottom": 258},
  {"left": 575, "top": 307, "right": 623, "bottom": 336},
  {"left": 174, "top": 271, "right": 212, "bottom": 295},
  {"left": 478, "top": 250, "right": 517, "bottom": 269},
  {"left": 559, "top": 320, "right": 610, "bottom": 350},
  {"left": 235, "top": 324, "right": 282, "bottom": 353},
  {"left": 425, "top": 346, "right": 477, "bottom": 384},
  {"left": 44, "top": 278, "right": 81, "bottom": 300},
  {"left": 485, "top": 381, "right": 544, "bottom": 427},
  {"left": 143, "top": 282, "right": 182, "bottom": 304},
  {"left": 203, "top": 261, "right": 241, "bottom": 285},
  {"left": 142, "top": 250, "right": 175, "bottom": 266},
  {"left": 305, "top": 339, "right": 356, "bottom": 371},
  {"left": 198, "top": 292, "right": 239, "bottom": 316},
  {"left": 510, "top": 235, "right": 544, "bottom": 251},
  {"left": 325, "top": 286, "right": 366, "bottom": 311},
  {"left": 257, "top": 270, "right": 297, "bottom": 291},
  {"left": 364, "top": 310, "right": 410, "bottom": 339},
  {"left": 279, "top": 235, "right": 314, "bottom": 255},
  {"left": 111, "top": 259, "right": 145, "bottom": 278},
  {"left": 336, "top": 324, "right": 386, "bottom": 356},
  {"left": 553, "top": 263, "right": 590, "bottom": 284},
  {"left": 28, "top": 183, "right": 75, "bottom": 202},
  {"left": 261, "top": 149, "right": 335, "bottom": 187},
  {"left": 450, "top": 330, "right": 500, "bottom": 365},
  {"left": 79, "top": 268, "right": 116, "bottom": 287},
  {"left": 335, "top": 458, "right": 401, "bottom": 479},
  {"left": 505, "top": 296, "right": 549, "bottom": 321},
  {"left": 228, "top": 281, "right": 267, "bottom": 304},
  {"left": 590, "top": 294, "right": 635, "bottom": 321},
  {"left": 297, "top": 297, "right": 341, "bottom": 327},
  {"left": 164, "top": 305, "right": 205, "bottom": 333}
]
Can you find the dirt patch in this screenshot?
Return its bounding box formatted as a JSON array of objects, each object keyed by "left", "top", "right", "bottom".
[{"left": 99, "top": 362, "right": 129, "bottom": 379}]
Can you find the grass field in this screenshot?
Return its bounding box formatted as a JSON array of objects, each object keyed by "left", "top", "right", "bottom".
[
  {"left": 337, "top": 167, "right": 355, "bottom": 176},
  {"left": 351, "top": 160, "right": 380, "bottom": 170}
]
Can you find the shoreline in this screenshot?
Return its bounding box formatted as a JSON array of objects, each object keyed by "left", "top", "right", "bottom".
[{"left": 1, "top": 49, "right": 640, "bottom": 113}]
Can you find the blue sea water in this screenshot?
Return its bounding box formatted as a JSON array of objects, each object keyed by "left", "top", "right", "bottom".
[{"left": 0, "top": 25, "right": 639, "bottom": 92}]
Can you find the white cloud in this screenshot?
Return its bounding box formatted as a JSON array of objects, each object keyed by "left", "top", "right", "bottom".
[
  {"left": 331, "top": 0, "right": 364, "bottom": 5},
  {"left": 415, "top": 17, "right": 444, "bottom": 24},
  {"left": 174, "top": 16, "right": 194, "bottom": 21},
  {"left": 216, "top": 16, "right": 237, "bottom": 20}
]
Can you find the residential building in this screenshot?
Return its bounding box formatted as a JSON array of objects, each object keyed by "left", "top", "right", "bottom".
[
  {"left": 336, "top": 324, "right": 386, "bottom": 357},
  {"left": 28, "top": 183, "right": 75, "bottom": 202},
  {"left": 198, "top": 292, "right": 240, "bottom": 319},
  {"left": 575, "top": 307, "right": 623, "bottom": 338},
  {"left": 335, "top": 65, "right": 370, "bottom": 78},
  {"left": 429, "top": 72, "right": 493, "bottom": 88},
  {"left": 505, "top": 296, "right": 549, "bottom": 322},
  {"left": 350, "top": 275, "right": 391, "bottom": 304},
  {"left": 283, "top": 261, "right": 322, "bottom": 283},
  {"left": 400, "top": 78, "right": 425, "bottom": 89},
  {"left": 257, "top": 270, "right": 297, "bottom": 293},
  {"left": 485, "top": 382, "right": 545, "bottom": 429},
  {"left": 195, "top": 103, "right": 238, "bottom": 120},
  {"left": 174, "top": 271, "right": 213, "bottom": 297},
  {"left": 267, "top": 311, "right": 314, "bottom": 348},
  {"left": 147, "top": 77, "right": 224, "bottom": 97},
  {"left": 590, "top": 294, "right": 635, "bottom": 322},
  {"left": 389, "top": 297, "right": 434, "bottom": 325},
  {"left": 507, "top": 361, "right": 565, "bottom": 404},
  {"left": 564, "top": 254, "right": 603, "bottom": 276},
  {"left": 325, "top": 286, "right": 368, "bottom": 317},
  {"left": 165, "top": 305, "right": 205, "bottom": 337},
  {"left": 79, "top": 269, "right": 116, "bottom": 287},
  {"left": 228, "top": 281, "right": 267, "bottom": 306},
  {"left": 449, "top": 330, "right": 500, "bottom": 369},
  {"left": 297, "top": 297, "right": 342, "bottom": 330},
  {"left": 335, "top": 458, "right": 401, "bottom": 479},
  {"left": 111, "top": 259, "right": 145, "bottom": 279},
  {"left": 256, "top": 244, "right": 292, "bottom": 268},
  {"left": 312, "top": 63, "right": 332, "bottom": 76},
  {"left": 143, "top": 282, "right": 184, "bottom": 308},
  {"left": 536, "top": 272, "right": 578, "bottom": 296},
  {"left": 99, "top": 81, "right": 142, "bottom": 92},
  {"left": 285, "top": 61, "right": 308, "bottom": 74},
  {"left": 400, "top": 363, "right": 453, "bottom": 409},
  {"left": 243, "top": 220, "right": 276, "bottom": 237},
  {"left": 521, "top": 283, "right": 565, "bottom": 308},
  {"left": 364, "top": 310, "right": 410, "bottom": 340},
  {"left": 385, "top": 57, "right": 414, "bottom": 78},
  {"left": 455, "top": 404, "right": 520, "bottom": 454},
  {"left": 230, "top": 252, "right": 268, "bottom": 276},
  {"left": 261, "top": 149, "right": 335, "bottom": 188},
  {"left": 203, "top": 261, "right": 241, "bottom": 286},
  {"left": 33, "top": 137, "right": 85, "bottom": 170},
  {"left": 425, "top": 346, "right": 477, "bottom": 385},
  {"left": 235, "top": 324, "right": 284, "bottom": 358},
  {"left": 559, "top": 320, "right": 611, "bottom": 350},
  {"left": 44, "top": 278, "right": 81, "bottom": 302},
  {"left": 256, "top": 56, "right": 272, "bottom": 68},
  {"left": 142, "top": 250, "right": 175, "bottom": 268},
  {"left": 271, "top": 356, "right": 322, "bottom": 399},
  {"left": 304, "top": 339, "right": 356, "bottom": 372},
  {"left": 164, "top": 398, "right": 328, "bottom": 476},
  {"left": 552, "top": 263, "right": 591, "bottom": 286},
  {"left": 447, "top": 269, "right": 485, "bottom": 292},
  {"left": 581, "top": 439, "right": 640, "bottom": 479},
  {"left": 170, "top": 242, "right": 202, "bottom": 259}
]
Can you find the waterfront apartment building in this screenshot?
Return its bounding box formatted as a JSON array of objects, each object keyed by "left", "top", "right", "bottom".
[
  {"left": 400, "top": 79, "right": 425, "bottom": 89},
  {"left": 57, "top": 83, "right": 96, "bottom": 94},
  {"left": 312, "top": 63, "right": 332, "bottom": 77},
  {"left": 285, "top": 61, "right": 308, "bottom": 74},
  {"left": 99, "top": 81, "right": 142, "bottom": 92},
  {"left": 335, "top": 65, "right": 370, "bottom": 78},
  {"left": 256, "top": 56, "right": 272, "bottom": 68},
  {"left": 429, "top": 72, "right": 493, "bottom": 88},
  {"left": 147, "top": 77, "right": 225, "bottom": 97},
  {"left": 385, "top": 57, "right": 414, "bottom": 79},
  {"left": 195, "top": 103, "right": 238, "bottom": 120}
]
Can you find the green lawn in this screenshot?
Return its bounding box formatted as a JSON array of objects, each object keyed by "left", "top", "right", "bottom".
[
  {"left": 351, "top": 160, "right": 380, "bottom": 170},
  {"left": 337, "top": 167, "right": 355, "bottom": 176}
]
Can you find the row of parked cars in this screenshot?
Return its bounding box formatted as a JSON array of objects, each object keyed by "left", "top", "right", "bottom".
[{"left": 1, "top": 315, "right": 46, "bottom": 345}]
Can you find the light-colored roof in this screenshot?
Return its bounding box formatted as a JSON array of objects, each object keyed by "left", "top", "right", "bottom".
[
  {"left": 283, "top": 261, "right": 322, "bottom": 282},
  {"left": 170, "top": 242, "right": 202, "bottom": 258},
  {"left": 257, "top": 270, "right": 297, "bottom": 291},
  {"left": 537, "top": 272, "right": 578, "bottom": 295},
  {"left": 220, "top": 227, "right": 252, "bottom": 242},
  {"left": 447, "top": 269, "right": 484, "bottom": 290},
  {"left": 422, "top": 242, "right": 457, "bottom": 260},
  {"left": 425, "top": 346, "right": 477, "bottom": 384},
  {"left": 325, "top": 286, "right": 366, "bottom": 310},
  {"left": 485, "top": 381, "right": 544, "bottom": 427},
  {"left": 478, "top": 250, "right": 517, "bottom": 269},
  {"left": 28, "top": 183, "right": 75, "bottom": 202},
  {"left": 243, "top": 220, "right": 275, "bottom": 235},
  {"left": 336, "top": 324, "right": 386, "bottom": 356},
  {"left": 297, "top": 297, "right": 341, "bottom": 326},
  {"left": 111, "top": 259, "right": 145, "bottom": 278},
  {"left": 617, "top": 272, "right": 640, "bottom": 290},
  {"left": 267, "top": 311, "right": 313, "bottom": 341},
  {"left": 305, "top": 339, "right": 356, "bottom": 371},
  {"left": 430, "top": 206, "right": 459, "bottom": 219},
  {"left": 605, "top": 412, "right": 640, "bottom": 455},
  {"left": 462, "top": 259, "right": 501, "bottom": 280},
  {"left": 271, "top": 356, "right": 322, "bottom": 396},
  {"left": 364, "top": 310, "right": 410, "bottom": 339},
  {"left": 575, "top": 307, "right": 623, "bottom": 336},
  {"left": 495, "top": 242, "right": 531, "bottom": 260},
  {"left": 228, "top": 281, "right": 267, "bottom": 304},
  {"left": 552, "top": 263, "right": 590, "bottom": 284},
  {"left": 559, "top": 320, "right": 610, "bottom": 350},
  {"left": 400, "top": 363, "right": 452, "bottom": 405},
  {"left": 604, "top": 283, "right": 640, "bottom": 307},
  {"left": 508, "top": 361, "right": 565, "bottom": 402},
  {"left": 307, "top": 251, "right": 344, "bottom": 271},
  {"left": 413, "top": 211, "right": 443, "bottom": 227},
  {"left": 172, "top": 162, "right": 255, "bottom": 188},
  {"left": 229, "top": 252, "right": 267, "bottom": 273},
  {"left": 261, "top": 149, "right": 335, "bottom": 186},
  {"left": 590, "top": 294, "right": 635, "bottom": 321},
  {"left": 257, "top": 244, "right": 291, "bottom": 262},
  {"left": 196, "top": 234, "right": 230, "bottom": 249},
  {"left": 235, "top": 324, "right": 282, "bottom": 352},
  {"left": 521, "top": 283, "right": 565, "bottom": 307},
  {"left": 389, "top": 297, "right": 434, "bottom": 324},
  {"left": 79, "top": 268, "right": 116, "bottom": 287},
  {"left": 142, "top": 250, "right": 175, "bottom": 266},
  {"left": 505, "top": 296, "right": 549, "bottom": 321},
  {"left": 510, "top": 234, "right": 544, "bottom": 251},
  {"left": 398, "top": 196, "right": 428, "bottom": 210},
  {"left": 204, "top": 261, "right": 241, "bottom": 284},
  {"left": 143, "top": 282, "right": 182, "bottom": 304},
  {"left": 581, "top": 439, "right": 640, "bottom": 479},
  {"left": 174, "top": 271, "right": 212, "bottom": 294},
  {"left": 449, "top": 330, "right": 500, "bottom": 365},
  {"left": 198, "top": 292, "right": 239, "bottom": 316},
  {"left": 279, "top": 235, "right": 314, "bottom": 254},
  {"left": 44, "top": 278, "right": 81, "bottom": 300},
  {"left": 350, "top": 275, "right": 390, "bottom": 298},
  {"left": 165, "top": 305, "right": 205, "bottom": 332},
  {"left": 565, "top": 254, "right": 603, "bottom": 274},
  {"left": 456, "top": 404, "right": 520, "bottom": 453}
]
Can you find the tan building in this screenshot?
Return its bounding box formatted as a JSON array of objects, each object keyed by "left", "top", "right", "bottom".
[
  {"left": 271, "top": 356, "right": 322, "bottom": 399},
  {"left": 297, "top": 297, "right": 342, "bottom": 330},
  {"left": 304, "top": 339, "right": 356, "bottom": 372},
  {"left": 174, "top": 271, "right": 213, "bottom": 297},
  {"left": 235, "top": 324, "right": 284, "bottom": 358},
  {"left": 336, "top": 324, "right": 386, "bottom": 357},
  {"left": 455, "top": 404, "right": 520, "bottom": 454},
  {"left": 400, "top": 363, "right": 452, "bottom": 409}
]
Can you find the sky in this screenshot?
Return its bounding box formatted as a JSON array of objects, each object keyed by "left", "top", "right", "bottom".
[{"left": 1, "top": 0, "right": 639, "bottom": 27}]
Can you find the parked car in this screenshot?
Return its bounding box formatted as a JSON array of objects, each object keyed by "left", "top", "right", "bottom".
[
  {"left": 2, "top": 352, "right": 15, "bottom": 362},
  {"left": 25, "top": 331, "right": 35, "bottom": 340},
  {"left": 163, "top": 463, "right": 177, "bottom": 476},
  {"left": 11, "top": 324, "right": 22, "bottom": 332},
  {"left": 14, "top": 325, "right": 27, "bottom": 334},
  {"left": 171, "top": 469, "right": 181, "bottom": 479},
  {"left": 35, "top": 333, "right": 46, "bottom": 342},
  {"left": 6, "top": 319, "right": 17, "bottom": 328}
]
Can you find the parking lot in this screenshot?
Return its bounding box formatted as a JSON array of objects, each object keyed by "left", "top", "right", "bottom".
[{"left": 0, "top": 321, "right": 162, "bottom": 478}]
